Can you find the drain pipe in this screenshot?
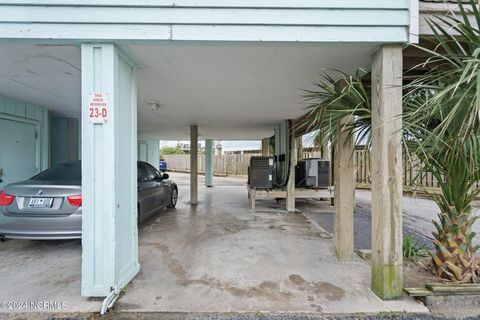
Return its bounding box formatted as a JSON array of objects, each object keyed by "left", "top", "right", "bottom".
[{"left": 100, "top": 288, "right": 118, "bottom": 315}]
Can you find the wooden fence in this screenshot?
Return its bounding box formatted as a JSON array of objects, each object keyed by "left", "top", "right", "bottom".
[
  {"left": 353, "top": 149, "right": 440, "bottom": 191},
  {"left": 163, "top": 153, "right": 258, "bottom": 176},
  {"left": 164, "top": 151, "right": 478, "bottom": 192},
  {"left": 354, "top": 150, "right": 480, "bottom": 193},
  {"left": 164, "top": 151, "right": 326, "bottom": 176}
]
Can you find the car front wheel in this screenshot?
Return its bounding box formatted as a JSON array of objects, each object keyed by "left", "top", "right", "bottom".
[{"left": 168, "top": 188, "right": 178, "bottom": 208}]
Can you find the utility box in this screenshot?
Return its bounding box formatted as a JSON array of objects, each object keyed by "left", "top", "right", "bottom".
[
  {"left": 295, "top": 158, "right": 330, "bottom": 188},
  {"left": 248, "top": 156, "right": 275, "bottom": 189}
]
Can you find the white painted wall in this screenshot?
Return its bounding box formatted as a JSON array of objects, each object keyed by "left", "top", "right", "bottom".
[{"left": 138, "top": 134, "right": 160, "bottom": 170}]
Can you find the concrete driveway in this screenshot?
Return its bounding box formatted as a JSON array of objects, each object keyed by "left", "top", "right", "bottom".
[{"left": 0, "top": 173, "right": 427, "bottom": 316}]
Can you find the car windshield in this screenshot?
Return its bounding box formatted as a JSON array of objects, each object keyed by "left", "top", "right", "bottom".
[{"left": 31, "top": 161, "right": 81, "bottom": 182}]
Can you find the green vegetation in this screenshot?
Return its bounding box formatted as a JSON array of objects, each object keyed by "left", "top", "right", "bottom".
[
  {"left": 406, "top": 0, "right": 480, "bottom": 283},
  {"left": 300, "top": 69, "right": 371, "bottom": 151},
  {"left": 403, "top": 234, "right": 428, "bottom": 262},
  {"left": 299, "top": 0, "right": 480, "bottom": 283},
  {"left": 160, "top": 146, "right": 185, "bottom": 157},
  {"left": 255, "top": 310, "right": 265, "bottom": 318}
]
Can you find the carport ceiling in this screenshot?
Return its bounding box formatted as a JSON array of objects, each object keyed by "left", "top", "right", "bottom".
[{"left": 0, "top": 43, "right": 377, "bottom": 140}]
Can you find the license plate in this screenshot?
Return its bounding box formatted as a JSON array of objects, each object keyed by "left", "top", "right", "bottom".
[{"left": 28, "top": 197, "right": 54, "bottom": 208}]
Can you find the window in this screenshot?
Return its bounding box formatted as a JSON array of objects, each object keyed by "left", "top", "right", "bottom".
[
  {"left": 137, "top": 163, "right": 149, "bottom": 182},
  {"left": 32, "top": 161, "right": 81, "bottom": 182},
  {"left": 143, "top": 162, "right": 160, "bottom": 181}
]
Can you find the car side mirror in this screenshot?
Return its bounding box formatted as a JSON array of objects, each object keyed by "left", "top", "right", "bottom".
[{"left": 162, "top": 173, "right": 169, "bottom": 180}]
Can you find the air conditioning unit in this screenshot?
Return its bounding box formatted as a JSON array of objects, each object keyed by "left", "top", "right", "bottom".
[
  {"left": 295, "top": 158, "right": 330, "bottom": 188},
  {"left": 249, "top": 156, "right": 275, "bottom": 189}
]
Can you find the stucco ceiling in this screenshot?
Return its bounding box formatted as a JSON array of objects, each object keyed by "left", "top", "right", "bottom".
[{"left": 0, "top": 42, "right": 377, "bottom": 140}]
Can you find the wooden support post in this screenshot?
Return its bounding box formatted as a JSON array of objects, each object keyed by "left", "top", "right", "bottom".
[
  {"left": 322, "top": 142, "right": 330, "bottom": 159},
  {"left": 261, "top": 138, "right": 270, "bottom": 156},
  {"left": 333, "top": 117, "right": 355, "bottom": 260},
  {"left": 190, "top": 125, "right": 198, "bottom": 205},
  {"left": 287, "top": 123, "right": 297, "bottom": 212},
  {"left": 318, "top": 135, "right": 329, "bottom": 159},
  {"left": 296, "top": 136, "right": 303, "bottom": 161},
  {"left": 251, "top": 187, "right": 256, "bottom": 211},
  {"left": 330, "top": 144, "right": 335, "bottom": 205},
  {"left": 371, "top": 44, "right": 403, "bottom": 299}
]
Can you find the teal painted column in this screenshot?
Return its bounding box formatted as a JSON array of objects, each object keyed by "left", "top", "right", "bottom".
[
  {"left": 81, "top": 44, "right": 139, "bottom": 297},
  {"left": 205, "top": 139, "right": 214, "bottom": 187}
]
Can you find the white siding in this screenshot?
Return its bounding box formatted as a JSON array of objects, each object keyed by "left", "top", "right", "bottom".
[{"left": 0, "top": 0, "right": 412, "bottom": 43}]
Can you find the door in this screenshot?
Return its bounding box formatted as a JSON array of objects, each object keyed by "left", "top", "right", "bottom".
[
  {"left": 0, "top": 118, "right": 38, "bottom": 189},
  {"left": 138, "top": 141, "right": 148, "bottom": 162}
]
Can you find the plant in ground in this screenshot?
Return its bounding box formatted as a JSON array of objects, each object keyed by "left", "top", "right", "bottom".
[
  {"left": 299, "top": 0, "right": 480, "bottom": 283},
  {"left": 404, "top": 0, "right": 480, "bottom": 282},
  {"left": 403, "top": 234, "right": 428, "bottom": 262},
  {"left": 425, "top": 144, "right": 480, "bottom": 282}
]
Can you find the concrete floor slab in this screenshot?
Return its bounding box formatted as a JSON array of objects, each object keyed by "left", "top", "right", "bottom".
[
  {"left": 0, "top": 239, "right": 101, "bottom": 313},
  {"left": 0, "top": 173, "right": 428, "bottom": 315},
  {"left": 117, "top": 174, "right": 427, "bottom": 314}
]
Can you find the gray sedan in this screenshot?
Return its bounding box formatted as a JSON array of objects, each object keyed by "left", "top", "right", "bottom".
[{"left": 0, "top": 160, "right": 178, "bottom": 240}]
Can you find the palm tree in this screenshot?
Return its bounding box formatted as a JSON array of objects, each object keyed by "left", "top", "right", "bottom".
[
  {"left": 299, "top": 0, "right": 480, "bottom": 283},
  {"left": 404, "top": 85, "right": 480, "bottom": 282},
  {"left": 300, "top": 69, "right": 371, "bottom": 151},
  {"left": 405, "top": 0, "right": 480, "bottom": 282}
]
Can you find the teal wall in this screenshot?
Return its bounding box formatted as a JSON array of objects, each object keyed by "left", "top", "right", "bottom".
[
  {"left": 51, "top": 118, "right": 158, "bottom": 168},
  {"left": 0, "top": 95, "right": 49, "bottom": 171},
  {"left": 138, "top": 134, "right": 160, "bottom": 170},
  {"left": 51, "top": 115, "right": 158, "bottom": 169},
  {"left": 50, "top": 116, "right": 80, "bottom": 166},
  {"left": 81, "top": 44, "right": 139, "bottom": 297},
  {"left": 50, "top": 117, "right": 68, "bottom": 166},
  {"left": 0, "top": 1, "right": 413, "bottom": 43}
]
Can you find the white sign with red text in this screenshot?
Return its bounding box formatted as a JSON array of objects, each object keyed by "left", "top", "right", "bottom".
[{"left": 88, "top": 92, "right": 108, "bottom": 124}]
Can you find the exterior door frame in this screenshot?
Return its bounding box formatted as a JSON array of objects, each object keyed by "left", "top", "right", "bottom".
[
  {"left": 0, "top": 112, "right": 41, "bottom": 175},
  {"left": 138, "top": 140, "right": 148, "bottom": 162}
]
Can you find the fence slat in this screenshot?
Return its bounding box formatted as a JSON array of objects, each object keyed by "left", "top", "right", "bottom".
[{"left": 163, "top": 150, "right": 467, "bottom": 194}]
